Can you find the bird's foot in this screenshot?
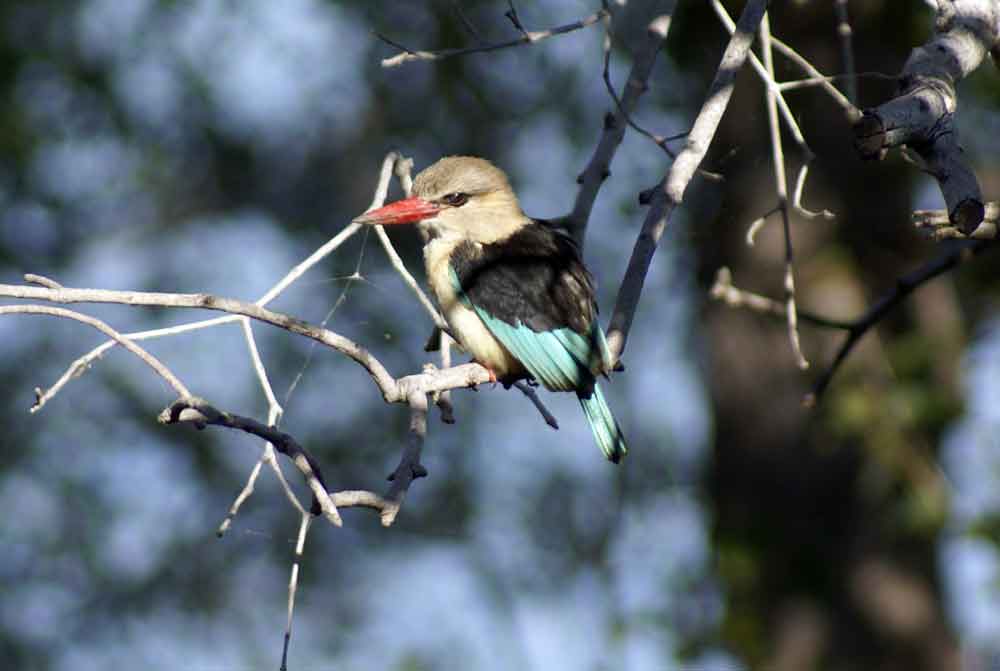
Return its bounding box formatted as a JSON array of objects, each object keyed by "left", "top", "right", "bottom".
[{"left": 472, "top": 360, "right": 498, "bottom": 386}]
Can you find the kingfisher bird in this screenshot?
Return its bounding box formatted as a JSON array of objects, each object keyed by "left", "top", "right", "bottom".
[{"left": 353, "top": 156, "right": 627, "bottom": 462}]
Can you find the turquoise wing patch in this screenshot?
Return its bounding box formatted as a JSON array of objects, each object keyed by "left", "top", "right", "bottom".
[{"left": 450, "top": 266, "right": 593, "bottom": 391}]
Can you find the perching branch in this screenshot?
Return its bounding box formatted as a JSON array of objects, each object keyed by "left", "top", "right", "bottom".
[
  {"left": 606, "top": 0, "right": 769, "bottom": 361},
  {"left": 2, "top": 152, "right": 497, "bottom": 532},
  {"left": 377, "top": 6, "right": 608, "bottom": 68},
  {"left": 853, "top": 0, "right": 1000, "bottom": 233}
]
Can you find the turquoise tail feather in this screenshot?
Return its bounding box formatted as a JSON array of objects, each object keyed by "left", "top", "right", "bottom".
[{"left": 577, "top": 384, "right": 627, "bottom": 463}]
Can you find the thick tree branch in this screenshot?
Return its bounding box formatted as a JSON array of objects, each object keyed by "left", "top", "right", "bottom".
[
  {"left": 854, "top": 0, "right": 999, "bottom": 233},
  {"left": 914, "top": 201, "right": 1000, "bottom": 239}
]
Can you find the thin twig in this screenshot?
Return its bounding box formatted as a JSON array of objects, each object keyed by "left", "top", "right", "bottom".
[
  {"left": 776, "top": 71, "right": 895, "bottom": 92},
  {"left": 379, "top": 8, "right": 608, "bottom": 68},
  {"left": 709, "top": 1, "right": 808, "bottom": 149},
  {"left": 35, "top": 153, "right": 403, "bottom": 413},
  {"left": 367, "top": 154, "right": 451, "bottom": 331},
  {"left": 760, "top": 13, "right": 809, "bottom": 370},
  {"left": 770, "top": 36, "right": 859, "bottom": 121},
  {"left": 0, "top": 305, "right": 191, "bottom": 399},
  {"left": 280, "top": 513, "right": 312, "bottom": 671},
  {"left": 746, "top": 205, "right": 781, "bottom": 247},
  {"left": 711, "top": 0, "right": 835, "bottom": 222},
  {"left": 804, "top": 240, "right": 994, "bottom": 406},
  {"left": 373, "top": 225, "right": 449, "bottom": 331},
  {"left": 217, "top": 320, "right": 308, "bottom": 538},
  {"left": 451, "top": 1, "right": 484, "bottom": 43},
  {"left": 599, "top": 3, "right": 682, "bottom": 160},
  {"left": 31, "top": 315, "right": 238, "bottom": 413},
  {"left": 792, "top": 162, "right": 835, "bottom": 221},
  {"left": 505, "top": 1, "right": 530, "bottom": 38},
  {"left": 513, "top": 380, "right": 559, "bottom": 430},
  {"left": 833, "top": 0, "right": 858, "bottom": 105},
  {"left": 0, "top": 283, "right": 402, "bottom": 398},
  {"left": 24, "top": 274, "right": 62, "bottom": 289},
  {"left": 710, "top": 267, "right": 853, "bottom": 330}
]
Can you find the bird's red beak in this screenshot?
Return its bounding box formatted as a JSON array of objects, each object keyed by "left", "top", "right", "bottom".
[{"left": 353, "top": 197, "right": 441, "bottom": 226}]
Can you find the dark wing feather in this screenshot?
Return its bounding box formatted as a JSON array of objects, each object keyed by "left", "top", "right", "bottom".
[{"left": 450, "top": 222, "right": 597, "bottom": 335}]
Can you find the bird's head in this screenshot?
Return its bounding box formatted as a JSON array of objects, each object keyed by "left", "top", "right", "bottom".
[{"left": 353, "top": 156, "right": 527, "bottom": 243}]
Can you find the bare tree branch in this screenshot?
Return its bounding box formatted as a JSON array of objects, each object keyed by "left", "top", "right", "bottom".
[
  {"left": 606, "top": 0, "right": 769, "bottom": 361},
  {"left": 280, "top": 513, "right": 312, "bottom": 671},
  {"left": 770, "top": 36, "right": 859, "bottom": 122},
  {"left": 709, "top": 267, "right": 854, "bottom": 330},
  {"left": 914, "top": 201, "right": 1000, "bottom": 239},
  {"left": 0, "top": 283, "right": 404, "bottom": 396},
  {"left": 0, "top": 305, "right": 191, "bottom": 400},
  {"left": 711, "top": 0, "right": 837, "bottom": 222},
  {"left": 568, "top": 2, "right": 677, "bottom": 247},
  {"left": 0, "top": 281, "right": 501, "bottom": 403},
  {"left": 378, "top": 7, "right": 608, "bottom": 68},
  {"left": 854, "top": 0, "right": 999, "bottom": 233},
  {"left": 598, "top": 3, "right": 686, "bottom": 159},
  {"left": 759, "top": 13, "right": 809, "bottom": 370},
  {"left": 804, "top": 240, "right": 994, "bottom": 406},
  {"left": 833, "top": 0, "right": 859, "bottom": 105},
  {"left": 159, "top": 397, "right": 343, "bottom": 527},
  {"left": 29, "top": 152, "right": 408, "bottom": 413},
  {"left": 379, "top": 392, "right": 429, "bottom": 527},
  {"left": 513, "top": 380, "right": 560, "bottom": 430}
]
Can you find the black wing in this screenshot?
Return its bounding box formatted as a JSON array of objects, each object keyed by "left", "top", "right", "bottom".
[{"left": 449, "top": 222, "right": 598, "bottom": 335}]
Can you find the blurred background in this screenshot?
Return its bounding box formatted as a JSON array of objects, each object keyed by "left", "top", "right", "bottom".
[{"left": 1, "top": 1, "right": 999, "bottom": 669}]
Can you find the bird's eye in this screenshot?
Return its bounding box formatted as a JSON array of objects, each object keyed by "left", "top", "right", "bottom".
[{"left": 442, "top": 192, "right": 468, "bottom": 207}]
